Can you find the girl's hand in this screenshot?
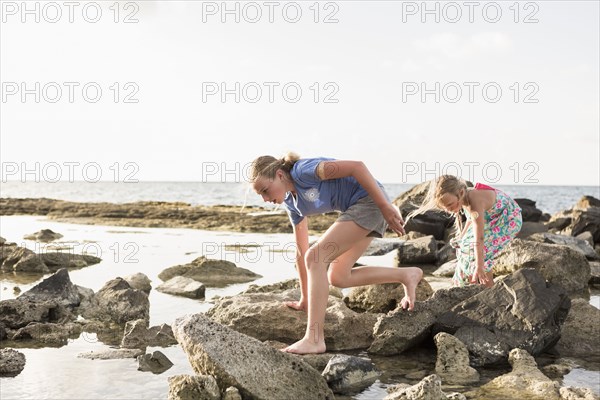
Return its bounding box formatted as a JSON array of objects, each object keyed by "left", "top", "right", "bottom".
[
  {"left": 284, "top": 299, "right": 307, "bottom": 311},
  {"left": 470, "top": 265, "right": 490, "bottom": 286},
  {"left": 381, "top": 203, "right": 406, "bottom": 236}
]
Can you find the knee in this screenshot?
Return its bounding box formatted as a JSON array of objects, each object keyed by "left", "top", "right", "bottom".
[{"left": 304, "top": 246, "right": 328, "bottom": 271}]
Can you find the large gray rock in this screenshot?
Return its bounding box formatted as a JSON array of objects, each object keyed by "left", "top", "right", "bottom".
[
  {"left": 385, "top": 374, "right": 466, "bottom": 400},
  {"left": 38, "top": 252, "right": 101, "bottom": 272},
  {"left": 362, "top": 238, "right": 403, "bottom": 256},
  {"left": 434, "top": 269, "right": 570, "bottom": 366},
  {"left": 0, "top": 348, "right": 26, "bottom": 377},
  {"left": 493, "top": 239, "right": 591, "bottom": 294},
  {"left": 517, "top": 221, "right": 549, "bottom": 239},
  {"left": 368, "top": 285, "right": 485, "bottom": 355},
  {"left": 0, "top": 299, "right": 61, "bottom": 329},
  {"left": 343, "top": 280, "right": 434, "bottom": 314},
  {"left": 172, "top": 313, "right": 335, "bottom": 400},
  {"left": 121, "top": 319, "right": 177, "bottom": 349},
  {"left": 0, "top": 245, "right": 49, "bottom": 273},
  {"left": 159, "top": 256, "right": 262, "bottom": 287},
  {"left": 555, "top": 298, "right": 600, "bottom": 358},
  {"left": 23, "top": 229, "right": 63, "bottom": 242},
  {"left": 137, "top": 350, "right": 173, "bottom": 374},
  {"left": 123, "top": 272, "right": 152, "bottom": 293},
  {"left": 207, "top": 288, "right": 379, "bottom": 351},
  {"left": 515, "top": 198, "right": 544, "bottom": 222},
  {"left": 167, "top": 375, "right": 221, "bottom": 400},
  {"left": 548, "top": 196, "right": 600, "bottom": 244},
  {"left": 18, "top": 268, "right": 80, "bottom": 307},
  {"left": 90, "top": 278, "right": 149, "bottom": 324},
  {"left": 395, "top": 235, "right": 438, "bottom": 264},
  {"left": 156, "top": 276, "right": 205, "bottom": 299},
  {"left": 10, "top": 322, "right": 82, "bottom": 346},
  {"left": 434, "top": 332, "right": 479, "bottom": 385},
  {"left": 527, "top": 232, "right": 599, "bottom": 260},
  {"left": 479, "top": 348, "right": 560, "bottom": 400},
  {"left": 321, "top": 354, "right": 380, "bottom": 395}
]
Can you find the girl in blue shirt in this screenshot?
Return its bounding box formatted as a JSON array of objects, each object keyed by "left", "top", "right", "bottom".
[{"left": 249, "top": 151, "right": 423, "bottom": 355}]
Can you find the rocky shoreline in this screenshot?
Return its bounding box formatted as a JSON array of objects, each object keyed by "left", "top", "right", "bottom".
[{"left": 1, "top": 186, "right": 599, "bottom": 399}]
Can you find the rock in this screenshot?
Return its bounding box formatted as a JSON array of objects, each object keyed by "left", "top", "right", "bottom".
[
  {"left": 11, "top": 322, "right": 82, "bottom": 345},
  {"left": 121, "top": 320, "right": 177, "bottom": 348},
  {"left": 436, "top": 242, "right": 456, "bottom": 265},
  {"left": 433, "top": 332, "right": 479, "bottom": 385},
  {"left": 517, "top": 221, "right": 549, "bottom": 239},
  {"left": 123, "top": 272, "right": 152, "bottom": 293},
  {"left": 400, "top": 231, "right": 427, "bottom": 240},
  {"left": 527, "top": 232, "right": 599, "bottom": 260},
  {"left": 559, "top": 387, "right": 600, "bottom": 400},
  {"left": 549, "top": 197, "right": 600, "bottom": 243},
  {"left": 39, "top": 252, "right": 101, "bottom": 272},
  {"left": 23, "top": 229, "right": 63, "bottom": 242},
  {"left": 515, "top": 198, "right": 544, "bottom": 222},
  {"left": 222, "top": 386, "right": 242, "bottom": 400},
  {"left": 77, "top": 348, "right": 144, "bottom": 360},
  {"left": 385, "top": 374, "right": 466, "bottom": 400},
  {"left": 156, "top": 276, "right": 205, "bottom": 299},
  {"left": 167, "top": 375, "right": 221, "bottom": 400},
  {"left": 434, "top": 269, "right": 570, "bottom": 366},
  {"left": 244, "top": 279, "right": 342, "bottom": 298},
  {"left": 321, "top": 354, "right": 380, "bottom": 395},
  {"left": 0, "top": 299, "right": 65, "bottom": 329},
  {"left": 555, "top": 298, "right": 600, "bottom": 358},
  {"left": 480, "top": 348, "right": 560, "bottom": 399},
  {"left": 137, "top": 350, "right": 173, "bottom": 374},
  {"left": 263, "top": 340, "right": 336, "bottom": 372},
  {"left": 0, "top": 236, "right": 5, "bottom": 245},
  {"left": 369, "top": 285, "right": 485, "bottom": 355},
  {"left": 493, "top": 239, "right": 591, "bottom": 294},
  {"left": 0, "top": 348, "right": 26, "bottom": 377},
  {"left": 432, "top": 261, "right": 456, "bottom": 278},
  {"left": 18, "top": 268, "right": 80, "bottom": 307},
  {"left": 158, "top": 256, "right": 262, "bottom": 287},
  {"left": 91, "top": 278, "right": 149, "bottom": 324},
  {"left": 0, "top": 323, "right": 6, "bottom": 341},
  {"left": 362, "top": 238, "right": 403, "bottom": 256},
  {"left": 396, "top": 235, "right": 438, "bottom": 264},
  {"left": 207, "top": 289, "right": 379, "bottom": 351},
  {"left": 344, "top": 280, "right": 434, "bottom": 313},
  {"left": 172, "top": 313, "right": 335, "bottom": 400},
  {"left": 576, "top": 231, "right": 595, "bottom": 247},
  {"left": 393, "top": 181, "right": 455, "bottom": 240},
  {"left": 589, "top": 261, "right": 600, "bottom": 284},
  {"left": 0, "top": 245, "right": 49, "bottom": 273},
  {"left": 541, "top": 359, "right": 574, "bottom": 378}
]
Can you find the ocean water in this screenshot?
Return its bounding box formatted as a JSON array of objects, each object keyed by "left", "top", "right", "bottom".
[{"left": 1, "top": 181, "right": 598, "bottom": 215}]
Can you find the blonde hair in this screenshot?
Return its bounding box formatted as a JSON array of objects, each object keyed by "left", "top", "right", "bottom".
[
  {"left": 405, "top": 175, "right": 471, "bottom": 236},
  {"left": 241, "top": 151, "right": 301, "bottom": 212}
]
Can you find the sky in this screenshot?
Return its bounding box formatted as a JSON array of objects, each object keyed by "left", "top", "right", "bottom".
[{"left": 1, "top": 0, "right": 599, "bottom": 185}]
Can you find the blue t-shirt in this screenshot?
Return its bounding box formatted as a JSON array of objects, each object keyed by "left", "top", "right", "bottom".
[{"left": 282, "top": 157, "right": 389, "bottom": 226}]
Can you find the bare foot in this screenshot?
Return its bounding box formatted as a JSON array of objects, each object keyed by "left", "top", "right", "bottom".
[
  {"left": 284, "top": 300, "right": 306, "bottom": 311},
  {"left": 280, "top": 337, "right": 326, "bottom": 355},
  {"left": 400, "top": 267, "right": 423, "bottom": 311}
]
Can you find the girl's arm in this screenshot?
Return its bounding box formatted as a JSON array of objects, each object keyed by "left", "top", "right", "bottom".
[
  {"left": 291, "top": 216, "right": 310, "bottom": 306},
  {"left": 467, "top": 193, "right": 489, "bottom": 285},
  {"left": 317, "top": 160, "right": 405, "bottom": 235}
]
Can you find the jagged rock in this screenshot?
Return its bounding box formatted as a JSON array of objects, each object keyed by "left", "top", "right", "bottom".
[
  {"left": 172, "top": 313, "right": 335, "bottom": 400},
  {"left": 121, "top": 319, "right": 177, "bottom": 349},
  {"left": 559, "top": 387, "right": 600, "bottom": 400},
  {"left": 167, "top": 375, "right": 221, "bottom": 400},
  {"left": 369, "top": 285, "right": 484, "bottom": 355},
  {"left": 0, "top": 299, "right": 63, "bottom": 329},
  {"left": 515, "top": 198, "right": 543, "bottom": 222},
  {"left": 11, "top": 322, "right": 82, "bottom": 345},
  {"left": 480, "top": 348, "right": 560, "bottom": 399},
  {"left": 321, "top": 354, "right": 380, "bottom": 394},
  {"left": 90, "top": 278, "right": 149, "bottom": 324},
  {"left": 395, "top": 236, "right": 438, "bottom": 264},
  {"left": 493, "top": 239, "right": 591, "bottom": 294},
  {"left": 23, "top": 229, "right": 63, "bottom": 242},
  {"left": 362, "top": 238, "right": 403, "bottom": 256},
  {"left": 207, "top": 289, "right": 379, "bottom": 351},
  {"left": 432, "top": 261, "right": 456, "bottom": 278},
  {"left": 344, "top": 280, "right": 434, "bottom": 313},
  {"left": 137, "top": 350, "right": 173, "bottom": 374},
  {"left": 555, "top": 298, "right": 600, "bottom": 358},
  {"left": 517, "top": 221, "right": 549, "bottom": 239},
  {"left": 527, "top": 232, "right": 599, "bottom": 260},
  {"left": 123, "top": 272, "right": 152, "bottom": 293},
  {"left": 0, "top": 245, "right": 48, "bottom": 273},
  {"left": 77, "top": 348, "right": 144, "bottom": 360},
  {"left": 222, "top": 386, "right": 242, "bottom": 400},
  {"left": 434, "top": 269, "right": 570, "bottom": 366},
  {"left": 385, "top": 374, "right": 466, "bottom": 400},
  {"left": 158, "top": 255, "right": 262, "bottom": 287},
  {"left": 156, "top": 276, "right": 205, "bottom": 299},
  {"left": 18, "top": 268, "right": 80, "bottom": 307},
  {"left": 434, "top": 332, "right": 479, "bottom": 385},
  {"left": 39, "top": 252, "right": 101, "bottom": 272},
  {"left": 0, "top": 348, "right": 26, "bottom": 377}
]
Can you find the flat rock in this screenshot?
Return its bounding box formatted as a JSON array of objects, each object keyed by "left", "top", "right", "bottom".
[
  {"left": 78, "top": 348, "right": 144, "bottom": 360},
  {"left": 159, "top": 256, "right": 262, "bottom": 287},
  {"left": 172, "top": 313, "right": 335, "bottom": 400},
  {"left": 527, "top": 232, "right": 599, "bottom": 260},
  {"left": 156, "top": 276, "right": 205, "bottom": 299},
  {"left": 23, "top": 229, "right": 63, "bottom": 243}
]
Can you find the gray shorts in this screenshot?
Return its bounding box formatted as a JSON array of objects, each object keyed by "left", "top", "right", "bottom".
[{"left": 335, "top": 193, "right": 390, "bottom": 238}]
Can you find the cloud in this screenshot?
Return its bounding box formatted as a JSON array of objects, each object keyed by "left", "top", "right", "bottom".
[{"left": 413, "top": 32, "right": 512, "bottom": 60}]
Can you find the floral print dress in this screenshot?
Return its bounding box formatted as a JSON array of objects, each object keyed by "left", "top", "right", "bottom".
[{"left": 451, "top": 183, "right": 523, "bottom": 286}]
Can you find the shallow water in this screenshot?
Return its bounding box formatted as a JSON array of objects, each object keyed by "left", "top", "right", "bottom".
[{"left": 0, "top": 215, "right": 598, "bottom": 399}]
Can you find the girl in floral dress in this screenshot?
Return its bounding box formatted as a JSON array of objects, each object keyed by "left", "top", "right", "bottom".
[{"left": 406, "top": 175, "right": 522, "bottom": 287}]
